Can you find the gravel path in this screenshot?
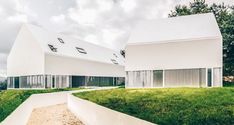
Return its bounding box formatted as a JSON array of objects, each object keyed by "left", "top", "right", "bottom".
[{"left": 27, "top": 104, "right": 84, "bottom": 125}]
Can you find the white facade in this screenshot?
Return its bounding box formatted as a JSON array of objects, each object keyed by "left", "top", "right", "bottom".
[
  {"left": 125, "top": 13, "right": 223, "bottom": 88},
  {"left": 7, "top": 24, "right": 125, "bottom": 89}
]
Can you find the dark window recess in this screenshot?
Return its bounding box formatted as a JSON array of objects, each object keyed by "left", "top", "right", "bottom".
[
  {"left": 207, "top": 68, "right": 212, "bottom": 87},
  {"left": 111, "top": 59, "right": 118, "bottom": 65},
  {"left": 48, "top": 44, "right": 57, "bottom": 52},
  {"left": 76, "top": 47, "right": 87, "bottom": 54},
  {"left": 58, "top": 38, "right": 64, "bottom": 43},
  {"left": 113, "top": 53, "right": 118, "bottom": 58}
]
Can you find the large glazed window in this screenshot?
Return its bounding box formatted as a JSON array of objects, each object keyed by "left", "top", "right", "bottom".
[
  {"left": 153, "top": 70, "right": 163, "bottom": 87},
  {"left": 86, "top": 77, "right": 115, "bottom": 86},
  {"left": 7, "top": 77, "right": 14, "bottom": 88},
  {"left": 14, "top": 77, "right": 19, "bottom": 88},
  {"left": 72, "top": 76, "right": 85, "bottom": 87},
  {"left": 56, "top": 75, "right": 69, "bottom": 88},
  {"left": 213, "top": 67, "right": 222, "bottom": 87},
  {"left": 164, "top": 68, "right": 206, "bottom": 87},
  {"left": 207, "top": 68, "right": 212, "bottom": 87},
  {"left": 20, "top": 76, "right": 28, "bottom": 88},
  {"left": 126, "top": 71, "right": 153, "bottom": 88}
]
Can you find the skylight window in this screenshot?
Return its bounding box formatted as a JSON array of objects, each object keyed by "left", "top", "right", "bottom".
[
  {"left": 58, "top": 38, "right": 64, "bottom": 43},
  {"left": 113, "top": 53, "right": 118, "bottom": 58},
  {"left": 111, "top": 59, "right": 118, "bottom": 65},
  {"left": 48, "top": 44, "right": 57, "bottom": 52},
  {"left": 76, "top": 47, "right": 87, "bottom": 54}
]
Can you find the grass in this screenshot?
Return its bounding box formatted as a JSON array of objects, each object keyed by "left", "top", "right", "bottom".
[
  {"left": 74, "top": 87, "right": 234, "bottom": 125},
  {"left": 0, "top": 87, "right": 83, "bottom": 122}
]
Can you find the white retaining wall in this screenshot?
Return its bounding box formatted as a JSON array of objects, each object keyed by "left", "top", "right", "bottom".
[
  {"left": 67, "top": 94, "right": 156, "bottom": 125},
  {"left": 1, "top": 92, "right": 68, "bottom": 125},
  {"left": 2, "top": 87, "right": 156, "bottom": 125}
]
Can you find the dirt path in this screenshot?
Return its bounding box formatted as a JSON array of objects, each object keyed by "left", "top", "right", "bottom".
[{"left": 27, "top": 104, "right": 84, "bottom": 125}]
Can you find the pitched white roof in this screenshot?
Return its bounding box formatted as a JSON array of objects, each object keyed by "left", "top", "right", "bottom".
[
  {"left": 127, "top": 13, "right": 222, "bottom": 45},
  {"left": 24, "top": 24, "right": 125, "bottom": 66}
]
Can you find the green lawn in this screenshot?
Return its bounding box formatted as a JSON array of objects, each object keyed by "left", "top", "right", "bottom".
[
  {"left": 74, "top": 88, "right": 234, "bottom": 125},
  {"left": 0, "top": 88, "right": 83, "bottom": 122}
]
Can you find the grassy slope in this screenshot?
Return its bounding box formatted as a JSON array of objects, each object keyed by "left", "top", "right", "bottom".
[
  {"left": 74, "top": 88, "right": 234, "bottom": 125},
  {"left": 0, "top": 88, "right": 82, "bottom": 122}
]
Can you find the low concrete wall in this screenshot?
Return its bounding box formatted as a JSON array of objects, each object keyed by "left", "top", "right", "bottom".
[
  {"left": 1, "top": 92, "right": 68, "bottom": 125},
  {"left": 67, "top": 94, "right": 156, "bottom": 125}
]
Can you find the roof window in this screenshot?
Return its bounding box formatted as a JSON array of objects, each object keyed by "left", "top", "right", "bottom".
[
  {"left": 58, "top": 38, "right": 64, "bottom": 43},
  {"left": 111, "top": 59, "right": 118, "bottom": 65},
  {"left": 76, "top": 47, "right": 87, "bottom": 54},
  {"left": 113, "top": 53, "right": 118, "bottom": 58},
  {"left": 48, "top": 44, "right": 57, "bottom": 52}
]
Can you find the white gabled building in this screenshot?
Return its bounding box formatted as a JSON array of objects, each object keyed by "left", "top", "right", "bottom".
[
  {"left": 7, "top": 24, "right": 125, "bottom": 89},
  {"left": 125, "top": 13, "right": 223, "bottom": 88}
]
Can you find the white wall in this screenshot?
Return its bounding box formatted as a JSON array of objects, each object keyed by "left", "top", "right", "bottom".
[
  {"left": 67, "top": 94, "right": 155, "bottom": 125},
  {"left": 45, "top": 54, "right": 125, "bottom": 77},
  {"left": 7, "top": 25, "right": 45, "bottom": 76},
  {"left": 125, "top": 39, "right": 222, "bottom": 71}
]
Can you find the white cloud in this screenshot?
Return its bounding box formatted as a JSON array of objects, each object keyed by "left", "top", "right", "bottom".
[
  {"left": 7, "top": 14, "right": 28, "bottom": 23},
  {"left": 50, "top": 14, "right": 65, "bottom": 23},
  {"left": 69, "top": 8, "right": 98, "bottom": 25},
  {"left": 97, "top": 0, "right": 113, "bottom": 11},
  {"left": 0, "top": 53, "right": 7, "bottom": 72},
  {"left": 121, "top": 0, "right": 137, "bottom": 13},
  {"left": 0, "top": 0, "right": 233, "bottom": 73}
]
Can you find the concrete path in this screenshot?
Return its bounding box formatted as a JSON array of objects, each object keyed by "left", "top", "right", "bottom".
[
  {"left": 27, "top": 104, "right": 84, "bottom": 125},
  {"left": 2, "top": 86, "right": 119, "bottom": 125}
]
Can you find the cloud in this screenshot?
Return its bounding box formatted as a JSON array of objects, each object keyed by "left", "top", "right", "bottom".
[
  {"left": 0, "top": 0, "right": 233, "bottom": 74},
  {"left": 0, "top": 53, "right": 8, "bottom": 70},
  {"left": 120, "top": 0, "right": 137, "bottom": 13},
  {"left": 50, "top": 14, "right": 65, "bottom": 23}
]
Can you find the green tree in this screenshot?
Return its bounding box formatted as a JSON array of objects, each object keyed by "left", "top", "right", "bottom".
[{"left": 169, "top": 0, "right": 234, "bottom": 77}]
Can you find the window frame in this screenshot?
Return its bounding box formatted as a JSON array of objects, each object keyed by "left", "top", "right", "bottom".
[
  {"left": 75, "top": 47, "right": 87, "bottom": 54},
  {"left": 57, "top": 38, "right": 65, "bottom": 44},
  {"left": 48, "top": 44, "right": 57, "bottom": 52}
]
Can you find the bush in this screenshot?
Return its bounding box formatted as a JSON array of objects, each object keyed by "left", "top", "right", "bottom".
[{"left": 223, "top": 81, "right": 234, "bottom": 87}]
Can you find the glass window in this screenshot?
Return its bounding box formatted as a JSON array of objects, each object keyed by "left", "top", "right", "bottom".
[
  {"left": 72, "top": 76, "right": 85, "bottom": 87},
  {"left": 14, "top": 77, "right": 19, "bottom": 88},
  {"left": 48, "top": 44, "right": 57, "bottom": 52},
  {"left": 111, "top": 59, "right": 118, "bottom": 65},
  {"left": 153, "top": 70, "right": 163, "bottom": 87},
  {"left": 164, "top": 69, "right": 205, "bottom": 87},
  {"left": 7, "top": 77, "right": 14, "bottom": 88},
  {"left": 75, "top": 47, "right": 87, "bottom": 54},
  {"left": 213, "top": 67, "right": 222, "bottom": 87},
  {"left": 113, "top": 53, "right": 118, "bottom": 58},
  {"left": 207, "top": 68, "right": 212, "bottom": 87},
  {"left": 58, "top": 38, "right": 64, "bottom": 43}
]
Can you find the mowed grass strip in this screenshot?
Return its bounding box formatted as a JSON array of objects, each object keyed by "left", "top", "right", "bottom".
[
  {"left": 74, "top": 88, "right": 234, "bottom": 125},
  {"left": 0, "top": 88, "right": 83, "bottom": 122}
]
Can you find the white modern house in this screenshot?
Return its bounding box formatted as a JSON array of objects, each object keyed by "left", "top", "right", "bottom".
[
  {"left": 7, "top": 24, "right": 125, "bottom": 89},
  {"left": 125, "top": 13, "right": 223, "bottom": 88}
]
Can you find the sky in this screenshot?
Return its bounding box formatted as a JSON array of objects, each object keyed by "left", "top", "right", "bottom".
[{"left": 0, "top": 0, "right": 233, "bottom": 77}]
